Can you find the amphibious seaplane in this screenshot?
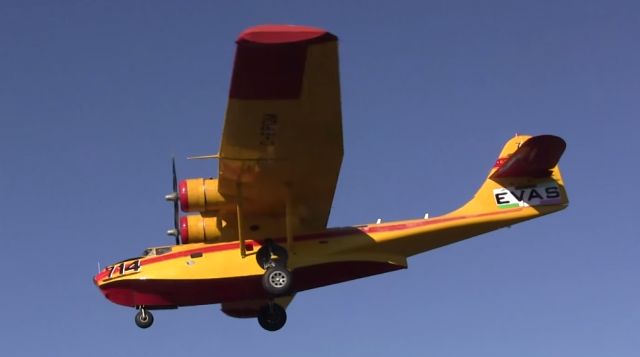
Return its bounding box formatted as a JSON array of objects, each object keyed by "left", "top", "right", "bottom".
[{"left": 93, "top": 25, "right": 569, "bottom": 331}]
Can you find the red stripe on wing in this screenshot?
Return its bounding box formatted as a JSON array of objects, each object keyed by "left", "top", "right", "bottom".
[
  {"left": 237, "top": 24, "right": 331, "bottom": 44},
  {"left": 229, "top": 24, "right": 337, "bottom": 100}
]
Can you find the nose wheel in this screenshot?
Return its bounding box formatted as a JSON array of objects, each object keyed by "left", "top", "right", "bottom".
[
  {"left": 134, "top": 308, "right": 154, "bottom": 329},
  {"left": 257, "top": 302, "right": 287, "bottom": 331},
  {"left": 256, "top": 240, "right": 292, "bottom": 296}
]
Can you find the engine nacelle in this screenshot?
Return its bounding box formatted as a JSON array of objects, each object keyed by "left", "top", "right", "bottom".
[
  {"left": 179, "top": 178, "right": 230, "bottom": 212},
  {"left": 180, "top": 215, "right": 223, "bottom": 244}
]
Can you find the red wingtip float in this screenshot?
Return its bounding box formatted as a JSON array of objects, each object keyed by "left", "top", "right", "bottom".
[{"left": 94, "top": 25, "right": 569, "bottom": 332}]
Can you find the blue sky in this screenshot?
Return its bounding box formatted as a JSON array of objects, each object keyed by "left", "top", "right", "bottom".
[{"left": 1, "top": 0, "right": 638, "bottom": 355}]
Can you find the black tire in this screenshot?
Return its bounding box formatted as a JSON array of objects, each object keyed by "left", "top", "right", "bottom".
[
  {"left": 256, "top": 240, "right": 288, "bottom": 269},
  {"left": 270, "top": 243, "right": 288, "bottom": 263},
  {"left": 134, "top": 310, "right": 154, "bottom": 329},
  {"left": 256, "top": 245, "right": 272, "bottom": 269},
  {"left": 257, "top": 303, "right": 287, "bottom": 331},
  {"left": 262, "top": 265, "right": 292, "bottom": 296}
]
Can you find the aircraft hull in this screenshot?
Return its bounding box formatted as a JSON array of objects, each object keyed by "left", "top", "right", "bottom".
[{"left": 97, "top": 260, "right": 403, "bottom": 308}]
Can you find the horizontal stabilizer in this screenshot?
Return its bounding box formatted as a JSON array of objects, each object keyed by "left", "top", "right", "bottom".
[{"left": 491, "top": 135, "right": 566, "bottom": 179}]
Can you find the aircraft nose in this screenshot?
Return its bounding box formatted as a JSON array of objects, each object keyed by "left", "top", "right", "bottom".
[
  {"left": 93, "top": 269, "right": 120, "bottom": 304},
  {"left": 93, "top": 268, "right": 109, "bottom": 286}
]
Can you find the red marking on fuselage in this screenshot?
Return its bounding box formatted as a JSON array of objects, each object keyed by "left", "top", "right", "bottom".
[
  {"left": 98, "top": 261, "right": 403, "bottom": 308},
  {"left": 94, "top": 207, "right": 524, "bottom": 282},
  {"left": 494, "top": 157, "right": 509, "bottom": 168},
  {"left": 359, "top": 208, "right": 524, "bottom": 234},
  {"left": 94, "top": 208, "right": 524, "bottom": 284},
  {"left": 95, "top": 208, "right": 533, "bottom": 308}
]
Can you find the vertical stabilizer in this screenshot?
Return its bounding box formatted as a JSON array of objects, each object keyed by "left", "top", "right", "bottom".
[{"left": 452, "top": 134, "right": 568, "bottom": 217}]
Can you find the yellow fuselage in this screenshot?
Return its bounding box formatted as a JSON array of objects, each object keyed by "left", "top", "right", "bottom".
[
  {"left": 94, "top": 199, "right": 566, "bottom": 308},
  {"left": 94, "top": 134, "right": 568, "bottom": 310}
]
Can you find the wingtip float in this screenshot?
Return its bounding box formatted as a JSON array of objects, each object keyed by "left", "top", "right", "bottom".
[{"left": 94, "top": 25, "right": 569, "bottom": 332}]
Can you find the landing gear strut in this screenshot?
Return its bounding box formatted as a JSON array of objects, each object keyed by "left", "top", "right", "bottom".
[
  {"left": 256, "top": 240, "right": 292, "bottom": 296},
  {"left": 257, "top": 302, "right": 287, "bottom": 331},
  {"left": 134, "top": 308, "right": 154, "bottom": 329},
  {"left": 256, "top": 239, "right": 288, "bottom": 269}
]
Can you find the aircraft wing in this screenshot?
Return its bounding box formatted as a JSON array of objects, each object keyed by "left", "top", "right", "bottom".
[{"left": 217, "top": 25, "right": 343, "bottom": 238}]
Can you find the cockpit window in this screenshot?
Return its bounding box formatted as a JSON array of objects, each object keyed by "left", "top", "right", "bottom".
[
  {"left": 156, "top": 247, "right": 172, "bottom": 256},
  {"left": 141, "top": 247, "right": 173, "bottom": 257}
]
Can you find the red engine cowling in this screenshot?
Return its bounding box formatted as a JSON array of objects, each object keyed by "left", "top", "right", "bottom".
[
  {"left": 180, "top": 215, "right": 223, "bottom": 244},
  {"left": 179, "top": 178, "right": 230, "bottom": 212}
]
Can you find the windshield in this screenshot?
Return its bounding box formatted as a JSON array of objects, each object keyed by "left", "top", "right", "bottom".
[
  {"left": 156, "top": 247, "right": 172, "bottom": 255},
  {"left": 141, "top": 246, "right": 173, "bottom": 257}
]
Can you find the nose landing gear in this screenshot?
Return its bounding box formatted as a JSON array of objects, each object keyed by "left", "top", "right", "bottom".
[{"left": 134, "top": 308, "right": 154, "bottom": 329}]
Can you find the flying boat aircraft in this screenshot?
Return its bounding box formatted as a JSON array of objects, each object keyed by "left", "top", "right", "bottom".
[{"left": 93, "top": 24, "right": 569, "bottom": 331}]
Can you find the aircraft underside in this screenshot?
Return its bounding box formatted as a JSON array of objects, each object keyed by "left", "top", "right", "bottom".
[
  {"left": 101, "top": 259, "right": 404, "bottom": 308},
  {"left": 98, "top": 237, "right": 405, "bottom": 331}
]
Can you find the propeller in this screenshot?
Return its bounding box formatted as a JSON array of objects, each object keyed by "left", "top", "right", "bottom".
[{"left": 164, "top": 157, "right": 180, "bottom": 245}]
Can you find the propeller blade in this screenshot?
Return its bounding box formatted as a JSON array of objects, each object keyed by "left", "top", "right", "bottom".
[
  {"left": 172, "top": 156, "right": 178, "bottom": 193},
  {"left": 171, "top": 157, "right": 180, "bottom": 245}
]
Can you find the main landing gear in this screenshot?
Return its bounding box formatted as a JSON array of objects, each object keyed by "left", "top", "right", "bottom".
[
  {"left": 255, "top": 239, "right": 291, "bottom": 331},
  {"left": 256, "top": 239, "right": 292, "bottom": 296},
  {"left": 134, "top": 308, "right": 154, "bottom": 329},
  {"left": 257, "top": 302, "right": 287, "bottom": 331}
]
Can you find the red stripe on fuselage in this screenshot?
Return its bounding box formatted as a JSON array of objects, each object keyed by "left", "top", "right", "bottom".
[
  {"left": 99, "top": 260, "right": 404, "bottom": 308},
  {"left": 94, "top": 208, "right": 524, "bottom": 283},
  {"left": 360, "top": 208, "right": 524, "bottom": 234}
]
